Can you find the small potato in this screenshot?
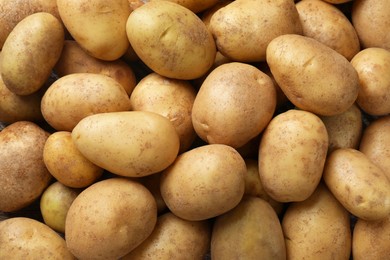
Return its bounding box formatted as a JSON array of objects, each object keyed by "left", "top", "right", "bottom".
[
  {"left": 151, "top": 0, "right": 219, "bottom": 13},
  {"left": 323, "top": 148, "right": 390, "bottom": 221},
  {"left": 0, "top": 217, "right": 75, "bottom": 259},
  {"left": 282, "top": 184, "right": 351, "bottom": 260},
  {"left": 351, "top": 47, "right": 390, "bottom": 116},
  {"left": 41, "top": 73, "right": 131, "bottom": 131},
  {"left": 258, "top": 109, "right": 328, "bottom": 202},
  {"left": 0, "top": 12, "right": 64, "bottom": 95}
]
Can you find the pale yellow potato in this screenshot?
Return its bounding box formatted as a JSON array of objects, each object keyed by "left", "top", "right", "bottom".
[
  {"left": 122, "top": 212, "right": 211, "bottom": 259},
  {"left": 65, "top": 178, "right": 157, "bottom": 259},
  {"left": 126, "top": 1, "right": 216, "bottom": 80},
  {"left": 160, "top": 144, "right": 246, "bottom": 221},
  {"left": 296, "top": 0, "right": 360, "bottom": 60},
  {"left": 351, "top": 47, "right": 390, "bottom": 116},
  {"left": 211, "top": 196, "right": 286, "bottom": 260},
  {"left": 359, "top": 115, "right": 390, "bottom": 180},
  {"left": 130, "top": 72, "right": 197, "bottom": 153},
  {"left": 323, "top": 148, "right": 390, "bottom": 221},
  {"left": 151, "top": 0, "right": 219, "bottom": 13},
  {"left": 57, "top": 0, "right": 131, "bottom": 61},
  {"left": 0, "top": 121, "right": 52, "bottom": 212},
  {"left": 266, "top": 34, "right": 359, "bottom": 116},
  {"left": 0, "top": 12, "right": 64, "bottom": 95},
  {"left": 43, "top": 131, "right": 103, "bottom": 188},
  {"left": 192, "top": 62, "right": 276, "bottom": 148},
  {"left": 209, "top": 0, "right": 302, "bottom": 62},
  {"left": 41, "top": 73, "right": 131, "bottom": 131},
  {"left": 282, "top": 184, "right": 351, "bottom": 260},
  {"left": 72, "top": 111, "right": 180, "bottom": 177},
  {"left": 258, "top": 109, "right": 328, "bottom": 202},
  {"left": 201, "top": 0, "right": 232, "bottom": 31},
  {"left": 0, "top": 217, "right": 75, "bottom": 259}
]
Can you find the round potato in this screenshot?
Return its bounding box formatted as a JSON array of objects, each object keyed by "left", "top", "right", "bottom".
[
  {"left": 258, "top": 109, "right": 328, "bottom": 203},
  {"left": 0, "top": 12, "right": 64, "bottom": 95},
  {"left": 137, "top": 173, "right": 167, "bottom": 214},
  {"left": 65, "top": 178, "right": 157, "bottom": 259},
  {"left": 266, "top": 34, "right": 360, "bottom": 116},
  {"left": 126, "top": 1, "right": 216, "bottom": 80},
  {"left": 72, "top": 111, "right": 180, "bottom": 177},
  {"left": 201, "top": 1, "right": 232, "bottom": 31},
  {"left": 41, "top": 73, "right": 131, "bottom": 131}
]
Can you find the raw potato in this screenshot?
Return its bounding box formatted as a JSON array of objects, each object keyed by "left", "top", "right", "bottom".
[
  {"left": 43, "top": 131, "right": 103, "bottom": 188},
  {"left": 258, "top": 109, "right": 328, "bottom": 202},
  {"left": 211, "top": 196, "right": 286, "bottom": 260},
  {"left": 126, "top": 1, "right": 216, "bottom": 80},
  {"left": 0, "top": 12, "right": 64, "bottom": 95},
  {"left": 72, "top": 111, "right": 180, "bottom": 177},
  {"left": 296, "top": 0, "right": 360, "bottom": 60},
  {"left": 351, "top": 47, "right": 390, "bottom": 116},
  {"left": 0, "top": 217, "right": 75, "bottom": 259},
  {"left": 152, "top": 0, "right": 219, "bottom": 13},
  {"left": 282, "top": 184, "right": 351, "bottom": 260},
  {"left": 137, "top": 174, "right": 167, "bottom": 214},
  {"left": 0, "top": 121, "right": 51, "bottom": 212},
  {"left": 41, "top": 73, "right": 131, "bottom": 131},
  {"left": 209, "top": 0, "right": 302, "bottom": 62},
  {"left": 266, "top": 34, "right": 359, "bottom": 116},
  {"left": 122, "top": 212, "right": 211, "bottom": 259},
  {"left": 323, "top": 148, "right": 390, "bottom": 221},
  {"left": 192, "top": 62, "right": 276, "bottom": 148},
  {"left": 65, "top": 178, "right": 157, "bottom": 259},
  {"left": 160, "top": 144, "right": 246, "bottom": 221}
]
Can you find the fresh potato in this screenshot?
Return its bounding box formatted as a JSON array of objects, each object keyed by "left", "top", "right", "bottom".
[
  {"left": 41, "top": 73, "right": 131, "bottom": 131},
  {"left": 72, "top": 111, "right": 180, "bottom": 177},
  {"left": 209, "top": 0, "right": 302, "bottom": 62},
  {"left": 351, "top": 47, "right": 390, "bottom": 116},
  {"left": 0, "top": 217, "right": 75, "bottom": 259},
  {"left": 43, "top": 131, "right": 103, "bottom": 188},
  {"left": 151, "top": 0, "right": 219, "bottom": 13},
  {"left": 258, "top": 109, "right": 328, "bottom": 202},
  {"left": 0, "top": 121, "right": 51, "bottom": 212},
  {"left": 0, "top": 12, "right": 64, "bottom": 95},
  {"left": 211, "top": 196, "right": 286, "bottom": 260},
  {"left": 160, "top": 144, "right": 246, "bottom": 221},
  {"left": 126, "top": 1, "right": 216, "bottom": 80},
  {"left": 65, "top": 178, "right": 157, "bottom": 259},
  {"left": 192, "top": 62, "right": 276, "bottom": 148},
  {"left": 282, "top": 184, "right": 351, "bottom": 260},
  {"left": 266, "top": 34, "right": 359, "bottom": 116},
  {"left": 201, "top": 0, "right": 232, "bottom": 31},
  {"left": 323, "top": 148, "right": 390, "bottom": 221},
  {"left": 122, "top": 212, "right": 211, "bottom": 259}
]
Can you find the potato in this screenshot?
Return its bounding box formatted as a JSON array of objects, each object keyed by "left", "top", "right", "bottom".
[
  {"left": 126, "top": 1, "right": 216, "bottom": 80},
  {"left": 201, "top": 0, "right": 232, "bottom": 31},
  {"left": 129, "top": 72, "right": 197, "bottom": 153},
  {"left": 65, "top": 178, "right": 157, "bottom": 259},
  {"left": 43, "top": 131, "right": 103, "bottom": 188},
  {"left": 352, "top": 0, "right": 390, "bottom": 50},
  {"left": 209, "top": 0, "right": 302, "bottom": 62},
  {"left": 57, "top": 0, "right": 130, "bottom": 61},
  {"left": 266, "top": 34, "right": 359, "bottom": 116},
  {"left": 359, "top": 115, "right": 390, "bottom": 180},
  {"left": 72, "top": 111, "right": 180, "bottom": 177},
  {"left": 192, "top": 62, "right": 276, "bottom": 148},
  {"left": 0, "top": 121, "right": 51, "bottom": 212},
  {"left": 351, "top": 47, "right": 390, "bottom": 116},
  {"left": 282, "top": 184, "right": 351, "bottom": 260},
  {"left": 137, "top": 173, "right": 167, "bottom": 214},
  {"left": 0, "top": 217, "right": 75, "bottom": 259},
  {"left": 160, "top": 144, "right": 246, "bottom": 221},
  {"left": 41, "top": 73, "right": 131, "bottom": 131},
  {"left": 0, "top": 12, "right": 64, "bottom": 95},
  {"left": 122, "top": 212, "right": 211, "bottom": 259},
  {"left": 258, "top": 109, "right": 328, "bottom": 202},
  {"left": 211, "top": 196, "right": 286, "bottom": 260},
  {"left": 323, "top": 148, "right": 390, "bottom": 221},
  {"left": 296, "top": 0, "right": 360, "bottom": 60},
  {"left": 151, "top": 0, "right": 219, "bottom": 13}
]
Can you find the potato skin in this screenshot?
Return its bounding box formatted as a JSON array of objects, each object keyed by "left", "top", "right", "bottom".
[{"left": 152, "top": 0, "right": 219, "bottom": 13}]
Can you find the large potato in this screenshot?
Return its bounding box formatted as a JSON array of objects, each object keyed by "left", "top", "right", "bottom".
[
  {"left": 266, "top": 34, "right": 359, "bottom": 116},
  {"left": 126, "top": 1, "right": 216, "bottom": 80},
  {"left": 72, "top": 111, "right": 180, "bottom": 177}
]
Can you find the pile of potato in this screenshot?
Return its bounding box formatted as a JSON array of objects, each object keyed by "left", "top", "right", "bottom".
[{"left": 0, "top": 0, "right": 389, "bottom": 259}]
